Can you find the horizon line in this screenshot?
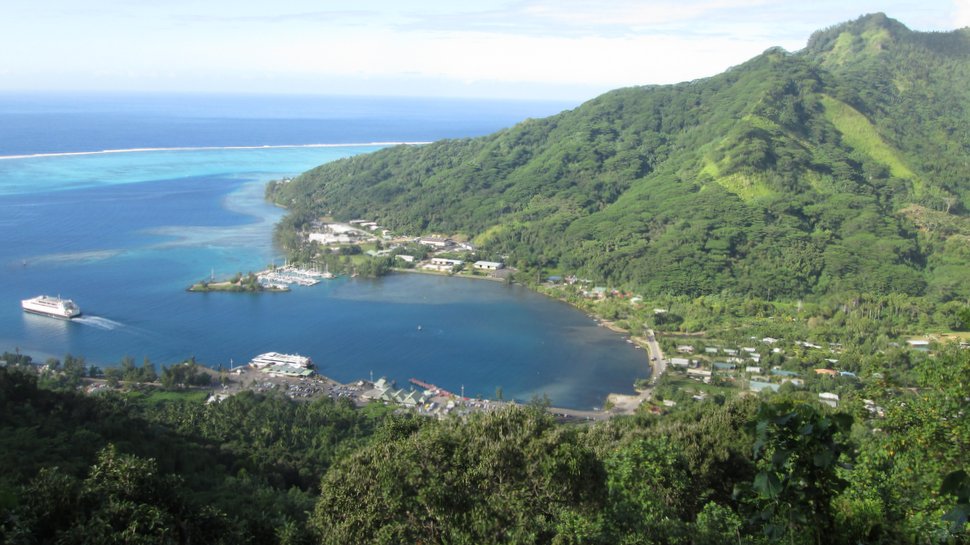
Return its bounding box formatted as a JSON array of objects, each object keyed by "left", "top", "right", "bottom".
[{"left": 0, "top": 142, "right": 432, "bottom": 161}]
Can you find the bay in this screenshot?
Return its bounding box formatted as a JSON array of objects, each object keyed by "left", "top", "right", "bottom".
[{"left": 0, "top": 94, "right": 646, "bottom": 409}]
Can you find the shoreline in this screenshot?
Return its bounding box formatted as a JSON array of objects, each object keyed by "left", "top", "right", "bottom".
[{"left": 389, "top": 267, "right": 507, "bottom": 283}]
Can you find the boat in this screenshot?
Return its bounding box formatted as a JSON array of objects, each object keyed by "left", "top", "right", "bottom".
[
  {"left": 248, "top": 352, "right": 313, "bottom": 369},
  {"left": 21, "top": 295, "right": 81, "bottom": 319}
]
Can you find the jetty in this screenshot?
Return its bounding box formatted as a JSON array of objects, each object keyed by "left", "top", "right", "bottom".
[{"left": 409, "top": 377, "right": 459, "bottom": 398}]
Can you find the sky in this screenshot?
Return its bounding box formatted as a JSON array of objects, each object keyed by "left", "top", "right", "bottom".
[{"left": 2, "top": 0, "right": 968, "bottom": 101}]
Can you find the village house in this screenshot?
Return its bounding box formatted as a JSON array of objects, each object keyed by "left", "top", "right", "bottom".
[
  {"left": 473, "top": 260, "right": 504, "bottom": 271},
  {"left": 686, "top": 368, "right": 712, "bottom": 383},
  {"left": 670, "top": 357, "right": 691, "bottom": 367},
  {"left": 819, "top": 392, "right": 840, "bottom": 408},
  {"left": 418, "top": 236, "right": 454, "bottom": 248},
  {"left": 424, "top": 257, "right": 464, "bottom": 272},
  {"left": 750, "top": 381, "right": 780, "bottom": 393},
  {"left": 431, "top": 257, "right": 463, "bottom": 267}
]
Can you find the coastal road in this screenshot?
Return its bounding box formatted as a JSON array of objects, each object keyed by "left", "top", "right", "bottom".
[
  {"left": 645, "top": 329, "right": 666, "bottom": 384},
  {"left": 547, "top": 407, "right": 610, "bottom": 422}
]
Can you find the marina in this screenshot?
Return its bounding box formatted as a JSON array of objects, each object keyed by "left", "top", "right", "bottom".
[{"left": 256, "top": 264, "right": 334, "bottom": 287}]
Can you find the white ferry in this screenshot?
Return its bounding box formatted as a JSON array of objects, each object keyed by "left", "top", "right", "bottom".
[
  {"left": 21, "top": 295, "right": 81, "bottom": 319},
  {"left": 248, "top": 352, "right": 312, "bottom": 369}
]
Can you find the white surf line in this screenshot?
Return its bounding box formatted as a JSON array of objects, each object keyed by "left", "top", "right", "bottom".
[{"left": 0, "top": 142, "right": 432, "bottom": 161}]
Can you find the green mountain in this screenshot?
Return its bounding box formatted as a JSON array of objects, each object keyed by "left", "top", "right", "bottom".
[{"left": 272, "top": 14, "right": 970, "bottom": 301}]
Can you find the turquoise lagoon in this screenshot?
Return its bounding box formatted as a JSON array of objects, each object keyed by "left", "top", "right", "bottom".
[{"left": 0, "top": 98, "right": 646, "bottom": 409}]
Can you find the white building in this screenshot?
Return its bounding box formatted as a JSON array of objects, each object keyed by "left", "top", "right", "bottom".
[
  {"left": 819, "top": 392, "right": 840, "bottom": 408},
  {"left": 473, "top": 260, "right": 504, "bottom": 271},
  {"left": 309, "top": 232, "right": 354, "bottom": 245},
  {"left": 419, "top": 237, "right": 453, "bottom": 248},
  {"left": 423, "top": 257, "right": 464, "bottom": 272},
  {"left": 431, "top": 258, "right": 463, "bottom": 267}
]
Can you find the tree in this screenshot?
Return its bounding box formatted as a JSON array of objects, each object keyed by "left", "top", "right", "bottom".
[{"left": 736, "top": 400, "right": 853, "bottom": 544}]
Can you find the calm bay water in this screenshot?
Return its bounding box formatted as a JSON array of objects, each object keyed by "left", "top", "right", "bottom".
[{"left": 0, "top": 93, "right": 646, "bottom": 409}]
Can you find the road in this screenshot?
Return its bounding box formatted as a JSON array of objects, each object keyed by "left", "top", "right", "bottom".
[{"left": 645, "top": 328, "right": 666, "bottom": 384}]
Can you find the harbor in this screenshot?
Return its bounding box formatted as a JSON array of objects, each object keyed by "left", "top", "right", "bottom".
[
  {"left": 208, "top": 351, "right": 616, "bottom": 421},
  {"left": 256, "top": 264, "right": 334, "bottom": 288}
]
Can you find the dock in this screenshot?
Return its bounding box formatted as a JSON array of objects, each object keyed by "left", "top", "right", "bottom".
[{"left": 409, "top": 377, "right": 459, "bottom": 398}]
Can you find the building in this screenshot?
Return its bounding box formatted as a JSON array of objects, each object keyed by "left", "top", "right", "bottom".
[
  {"left": 750, "top": 381, "right": 780, "bottom": 393},
  {"left": 907, "top": 339, "right": 930, "bottom": 351},
  {"left": 418, "top": 236, "right": 453, "bottom": 248},
  {"left": 473, "top": 260, "right": 504, "bottom": 271},
  {"left": 308, "top": 232, "right": 355, "bottom": 245},
  {"left": 396, "top": 254, "right": 415, "bottom": 263},
  {"left": 676, "top": 345, "right": 695, "bottom": 354},
  {"left": 819, "top": 392, "right": 840, "bottom": 408},
  {"left": 670, "top": 357, "right": 691, "bottom": 367},
  {"left": 686, "top": 368, "right": 712, "bottom": 382},
  {"left": 423, "top": 257, "right": 464, "bottom": 272}
]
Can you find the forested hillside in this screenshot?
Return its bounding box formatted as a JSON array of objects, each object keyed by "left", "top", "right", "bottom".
[
  {"left": 272, "top": 13, "right": 970, "bottom": 301},
  {"left": 1, "top": 347, "right": 968, "bottom": 544}
]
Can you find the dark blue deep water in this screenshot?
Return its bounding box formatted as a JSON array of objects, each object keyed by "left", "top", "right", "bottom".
[{"left": 0, "top": 93, "right": 646, "bottom": 409}]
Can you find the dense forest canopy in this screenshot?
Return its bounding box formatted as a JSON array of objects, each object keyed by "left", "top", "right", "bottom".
[
  {"left": 271, "top": 13, "right": 970, "bottom": 302},
  {"left": 1, "top": 343, "right": 967, "bottom": 543}
]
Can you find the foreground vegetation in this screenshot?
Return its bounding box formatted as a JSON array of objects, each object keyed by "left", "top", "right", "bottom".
[{"left": 0, "top": 344, "right": 966, "bottom": 544}]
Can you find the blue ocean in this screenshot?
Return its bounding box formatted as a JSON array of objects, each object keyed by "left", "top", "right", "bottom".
[{"left": 0, "top": 92, "right": 647, "bottom": 409}]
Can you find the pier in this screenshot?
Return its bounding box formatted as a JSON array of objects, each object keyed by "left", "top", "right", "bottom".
[{"left": 409, "top": 377, "right": 458, "bottom": 398}]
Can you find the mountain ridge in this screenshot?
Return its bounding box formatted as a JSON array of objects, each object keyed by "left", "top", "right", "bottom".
[{"left": 271, "top": 13, "right": 970, "bottom": 301}]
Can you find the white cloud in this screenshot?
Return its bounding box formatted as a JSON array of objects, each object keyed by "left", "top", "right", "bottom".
[
  {"left": 519, "top": 0, "right": 773, "bottom": 28},
  {"left": 0, "top": 0, "right": 964, "bottom": 99},
  {"left": 254, "top": 27, "right": 772, "bottom": 90},
  {"left": 955, "top": 0, "right": 970, "bottom": 27}
]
